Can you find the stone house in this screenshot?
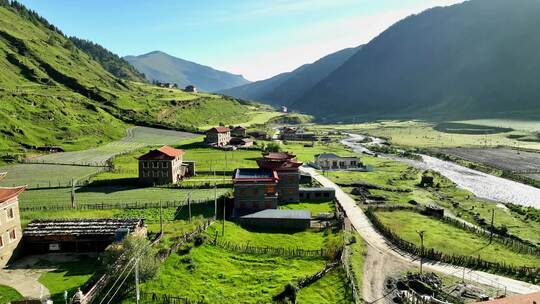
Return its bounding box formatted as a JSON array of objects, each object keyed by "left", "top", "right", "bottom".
[
  {"left": 314, "top": 153, "right": 363, "bottom": 170},
  {"left": 138, "top": 146, "right": 192, "bottom": 185},
  {"left": 205, "top": 127, "right": 231, "bottom": 146},
  {"left": 280, "top": 127, "right": 317, "bottom": 141},
  {"left": 233, "top": 168, "right": 279, "bottom": 210},
  {"left": 231, "top": 126, "right": 247, "bottom": 137},
  {"left": 257, "top": 152, "right": 302, "bottom": 203},
  {"left": 0, "top": 183, "right": 25, "bottom": 267}
]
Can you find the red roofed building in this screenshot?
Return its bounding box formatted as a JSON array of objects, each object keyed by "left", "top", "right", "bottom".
[
  {"left": 479, "top": 291, "right": 540, "bottom": 304},
  {"left": 257, "top": 152, "right": 303, "bottom": 203},
  {"left": 205, "top": 127, "right": 231, "bottom": 147},
  {"left": 0, "top": 182, "right": 25, "bottom": 267},
  {"left": 138, "top": 146, "right": 194, "bottom": 185}
]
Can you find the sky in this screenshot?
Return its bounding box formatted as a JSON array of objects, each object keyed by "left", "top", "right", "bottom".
[{"left": 19, "top": 0, "right": 464, "bottom": 81}]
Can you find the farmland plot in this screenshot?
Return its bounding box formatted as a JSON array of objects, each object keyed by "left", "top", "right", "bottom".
[
  {"left": 0, "top": 164, "right": 99, "bottom": 188},
  {"left": 28, "top": 126, "right": 197, "bottom": 165}
]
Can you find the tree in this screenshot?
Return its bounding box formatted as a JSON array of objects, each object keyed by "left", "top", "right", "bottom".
[
  {"left": 263, "top": 142, "right": 281, "bottom": 152},
  {"left": 103, "top": 235, "right": 159, "bottom": 299}
]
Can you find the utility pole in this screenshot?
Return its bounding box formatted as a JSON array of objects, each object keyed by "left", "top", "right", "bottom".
[
  {"left": 188, "top": 193, "right": 192, "bottom": 223},
  {"left": 135, "top": 259, "right": 140, "bottom": 304},
  {"left": 489, "top": 209, "right": 495, "bottom": 244},
  {"left": 70, "top": 178, "right": 76, "bottom": 209},
  {"left": 159, "top": 200, "right": 163, "bottom": 235},
  {"left": 214, "top": 186, "right": 218, "bottom": 220},
  {"left": 222, "top": 195, "right": 226, "bottom": 237},
  {"left": 417, "top": 230, "right": 426, "bottom": 274}
]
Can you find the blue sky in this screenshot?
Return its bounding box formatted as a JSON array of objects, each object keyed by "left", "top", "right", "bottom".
[{"left": 19, "top": 0, "right": 463, "bottom": 80}]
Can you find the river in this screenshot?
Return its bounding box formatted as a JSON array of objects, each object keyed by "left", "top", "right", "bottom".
[{"left": 341, "top": 133, "right": 540, "bottom": 208}]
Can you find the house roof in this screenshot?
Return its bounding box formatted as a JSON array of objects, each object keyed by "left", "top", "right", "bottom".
[
  {"left": 233, "top": 168, "right": 278, "bottom": 182},
  {"left": 299, "top": 187, "right": 336, "bottom": 193},
  {"left": 0, "top": 186, "right": 26, "bottom": 204},
  {"left": 263, "top": 152, "right": 296, "bottom": 160},
  {"left": 233, "top": 126, "right": 246, "bottom": 131},
  {"left": 0, "top": 172, "right": 6, "bottom": 182},
  {"left": 206, "top": 126, "right": 230, "bottom": 134},
  {"left": 315, "top": 153, "right": 358, "bottom": 159},
  {"left": 24, "top": 218, "right": 143, "bottom": 237},
  {"left": 240, "top": 209, "right": 310, "bottom": 220},
  {"left": 257, "top": 158, "right": 303, "bottom": 170},
  {"left": 478, "top": 292, "right": 540, "bottom": 304},
  {"left": 138, "top": 145, "right": 184, "bottom": 160}
]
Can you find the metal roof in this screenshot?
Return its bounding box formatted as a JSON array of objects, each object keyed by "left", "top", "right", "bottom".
[
  {"left": 240, "top": 209, "right": 310, "bottom": 220},
  {"left": 24, "top": 219, "right": 143, "bottom": 237},
  {"left": 299, "top": 187, "right": 336, "bottom": 193},
  {"left": 234, "top": 168, "right": 278, "bottom": 182}
]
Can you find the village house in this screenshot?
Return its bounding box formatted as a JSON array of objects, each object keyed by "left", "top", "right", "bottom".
[
  {"left": 0, "top": 175, "right": 25, "bottom": 267},
  {"left": 257, "top": 152, "right": 302, "bottom": 203},
  {"left": 280, "top": 127, "right": 317, "bottom": 141},
  {"left": 184, "top": 85, "right": 198, "bottom": 93},
  {"left": 230, "top": 137, "right": 254, "bottom": 148},
  {"left": 232, "top": 168, "right": 279, "bottom": 211},
  {"left": 313, "top": 153, "right": 363, "bottom": 170},
  {"left": 23, "top": 218, "right": 146, "bottom": 253},
  {"left": 231, "top": 126, "right": 247, "bottom": 137},
  {"left": 205, "top": 126, "right": 231, "bottom": 147},
  {"left": 138, "top": 146, "right": 194, "bottom": 185}
]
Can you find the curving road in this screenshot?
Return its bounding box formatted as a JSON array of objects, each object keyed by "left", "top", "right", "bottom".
[{"left": 301, "top": 166, "right": 540, "bottom": 300}]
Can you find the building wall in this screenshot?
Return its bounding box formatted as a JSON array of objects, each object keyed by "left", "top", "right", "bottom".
[
  {"left": 299, "top": 189, "right": 336, "bottom": 201},
  {"left": 138, "top": 156, "right": 184, "bottom": 185},
  {"left": 316, "top": 157, "right": 359, "bottom": 169},
  {"left": 233, "top": 182, "right": 278, "bottom": 210},
  {"left": 205, "top": 132, "right": 231, "bottom": 146},
  {"left": 0, "top": 197, "right": 22, "bottom": 267},
  {"left": 276, "top": 171, "right": 300, "bottom": 203}
]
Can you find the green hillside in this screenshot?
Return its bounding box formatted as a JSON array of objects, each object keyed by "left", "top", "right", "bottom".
[
  {"left": 0, "top": 2, "right": 274, "bottom": 160},
  {"left": 293, "top": 0, "right": 540, "bottom": 121}
]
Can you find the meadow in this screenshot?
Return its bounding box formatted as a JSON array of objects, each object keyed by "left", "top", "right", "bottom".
[
  {"left": 19, "top": 187, "right": 229, "bottom": 208},
  {"left": 314, "top": 120, "right": 540, "bottom": 150},
  {"left": 296, "top": 268, "right": 354, "bottom": 304},
  {"left": 375, "top": 209, "right": 540, "bottom": 267},
  {"left": 0, "top": 285, "right": 23, "bottom": 303}
]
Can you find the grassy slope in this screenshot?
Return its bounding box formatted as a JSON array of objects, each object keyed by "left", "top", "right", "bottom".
[
  {"left": 297, "top": 268, "right": 354, "bottom": 304},
  {"left": 37, "top": 255, "right": 99, "bottom": 303},
  {"left": 0, "top": 5, "right": 280, "bottom": 159},
  {"left": 376, "top": 210, "right": 540, "bottom": 267},
  {"left": 0, "top": 285, "right": 23, "bottom": 303}
]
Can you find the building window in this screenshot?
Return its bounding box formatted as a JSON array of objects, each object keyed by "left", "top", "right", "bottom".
[
  {"left": 8, "top": 229, "right": 16, "bottom": 242},
  {"left": 163, "top": 170, "right": 168, "bottom": 177},
  {"left": 142, "top": 162, "right": 149, "bottom": 168},
  {"left": 0, "top": 235, "right": 3, "bottom": 248},
  {"left": 324, "top": 193, "right": 330, "bottom": 197},
  {"left": 266, "top": 185, "right": 275, "bottom": 194},
  {"left": 163, "top": 162, "right": 169, "bottom": 168},
  {"left": 7, "top": 208, "right": 14, "bottom": 220},
  {"left": 152, "top": 161, "right": 158, "bottom": 168}
]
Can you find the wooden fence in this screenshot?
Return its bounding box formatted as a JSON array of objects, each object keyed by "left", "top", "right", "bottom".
[
  {"left": 20, "top": 198, "right": 217, "bottom": 212},
  {"left": 211, "top": 238, "right": 337, "bottom": 258},
  {"left": 365, "top": 207, "right": 540, "bottom": 283}
]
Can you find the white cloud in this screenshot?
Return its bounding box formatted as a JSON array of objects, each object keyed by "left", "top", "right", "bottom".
[{"left": 217, "top": 0, "right": 464, "bottom": 80}]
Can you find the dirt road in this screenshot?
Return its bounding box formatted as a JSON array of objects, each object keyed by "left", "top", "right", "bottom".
[{"left": 301, "top": 166, "right": 540, "bottom": 301}]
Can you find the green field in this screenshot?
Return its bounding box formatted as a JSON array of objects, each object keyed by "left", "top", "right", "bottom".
[
  {"left": 19, "top": 187, "right": 230, "bottom": 207},
  {"left": 375, "top": 210, "right": 540, "bottom": 267},
  {"left": 296, "top": 268, "right": 354, "bottom": 304},
  {"left": 37, "top": 255, "right": 99, "bottom": 303},
  {"left": 0, "top": 285, "right": 23, "bottom": 304},
  {"left": 206, "top": 221, "right": 340, "bottom": 251},
  {"left": 280, "top": 199, "right": 336, "bottom": 215},
  {"left": 0, "top": 164, "right": 100, "bottom": 188},
  {"left": 314, "top": 120, "right": 540, "bottom": 150}
]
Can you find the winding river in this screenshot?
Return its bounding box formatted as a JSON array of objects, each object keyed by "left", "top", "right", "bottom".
[{"left": 341, "top": 133, "right": 540, "bottom": 208}]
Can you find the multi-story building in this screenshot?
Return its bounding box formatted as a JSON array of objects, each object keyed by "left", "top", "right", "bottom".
[
  {"left": 138, "top": 146, "right": 192, "bottom": 185},
  {"left": 0, "top": 182, "right": 25, "bottom": 267},
  {"left": 314, "top": 153, "right": 363, "bottom": 170},
  {"left": 232, "top": 168, "right": 279, "bottom": 211},
  {"left": 256, "top": 152, "right": 302, "bottom": 203},
  {"left": 205, "top": 127, "right": 231, "bottom": 146},
  {"left": 231, "top": 126, "right": 247, "bottom": 138}
]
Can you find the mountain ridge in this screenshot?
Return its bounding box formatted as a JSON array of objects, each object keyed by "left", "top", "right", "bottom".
[{"left": 124, "top": 51, "right": 250, "bottom": 92}]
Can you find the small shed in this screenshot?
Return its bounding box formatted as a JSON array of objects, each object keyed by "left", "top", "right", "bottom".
[
  {"left": 238, "top": 209, "right": 310, "bottom": 230},
  {"left": 299, "top": 187, "right": 336, "bottom": 200},
  {"left": 23, "top": 218, "right": 146, "bottom": 253}
]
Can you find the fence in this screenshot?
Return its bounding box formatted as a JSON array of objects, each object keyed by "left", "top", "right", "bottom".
[
  {"left": 211, "top": 237, "right": 337, "bottom": 258},
  {"left": 20, "top": 198, "right": 216, "bottom": 212},
  {"left": 139, "top": 292, "right": 206, "bottom": 304},
  {"left": 365, "top": 207, "right": 540, "bottom": 283},
  {"left": 341, "top": 241, "right": 361, "bottom": 303},
  {"left": 23, "top": 158, "right": 110, "bottom": 167}
]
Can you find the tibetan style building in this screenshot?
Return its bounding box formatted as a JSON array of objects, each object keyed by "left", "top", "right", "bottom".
[{"left": 256, "top": 152, "right": 302, "bottom": 203}]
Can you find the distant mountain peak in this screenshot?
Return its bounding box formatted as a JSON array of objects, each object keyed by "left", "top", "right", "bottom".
[{"left": 124, "top": 51, "right": 250, "bottom": 92}]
